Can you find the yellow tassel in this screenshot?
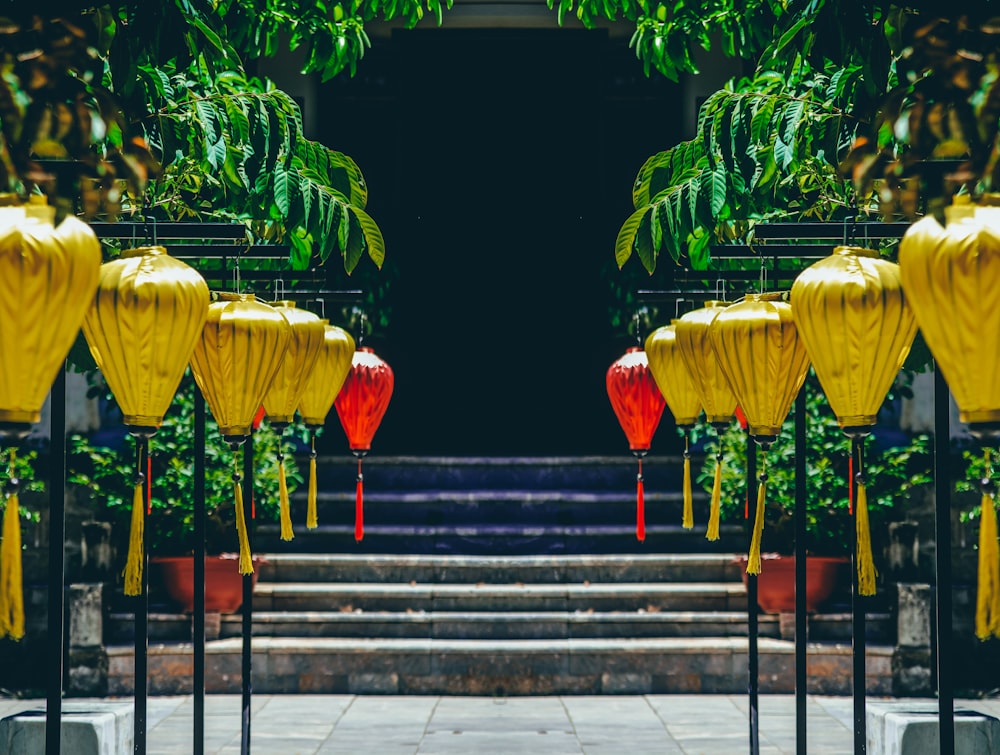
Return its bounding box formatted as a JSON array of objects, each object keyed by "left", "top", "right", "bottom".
[
  {"left": 0, "top": 493, "right": 24, "bottom": 640},
  {"left": 307, "top": 454, "right": 318, "bottom": 529},
  {"left": 976, "top": 492, "right": 1000, "bottom": 639},
  {"left": 855, "top": 481, "right": 877, "bottom": 596},
  {"left": 746, "top": 476, "right": 766, "bottom": 575},
  {"left": 706, "top": 459, "right": 722, "bottom": 541},
  {"left": 123, "top": 482, "right": 145, "bottom": 597},
  {"left": 278, "top": 458, "right": 294, "bottom": 541},
  {"left": 234, "top": 479, "right": 254, "bottom": 575},
  {"left": 682, "top": 455, "right": 693, "bottom": 529}
]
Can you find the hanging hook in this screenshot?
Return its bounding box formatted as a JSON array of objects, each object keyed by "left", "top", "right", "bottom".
[
  {"left": 358, "top": 310, "right": 367, "bottom": 347},
  {"left": 633, "top": 310, "right": 642, "bottom": 346},
  {"left": 232, "top": 254, "right": 241, "bottom": 294},
  {"left": 275, "top": 275, "right": 285, "bottom": 302},
  {"left": 759, "top": 255, "right": 767, "bottom": 294},
  {"left": 716, "top": 277, "right": 726, "bottom": 302}
]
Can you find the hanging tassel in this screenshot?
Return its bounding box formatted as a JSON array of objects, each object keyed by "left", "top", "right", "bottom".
[
  {"left": 854, "top": 440, "right": 877, "bottom": 596},
  {"left": 848, "top": 453, "right": 854, "bottom": 515},
  {"left": 307, "top": 450, "right": 318, "bottom": 529},
  {"left": 0, "top": 466, "right": 24, "bottom": 640},
  {"left": 123, "top": 440, "right": 146, "bottom": 597},
  {"left": 707, "top": 451, "right": 722, "bottom": 541},
  {"left": 682, "top": 436, "right": 693, "bottom": 529},
  {"left": 355, "top": 457, "right": 365, "bottom": 542},
  {"left": 233, "top": 454, "right": 253, "bottom": 575},
  {"left": 746, "top": 456, "right": 767, "bottom": 575},
  {"left": 976, "top": 449, "right": 1000, "bottom": 639},
  {"left": 146, "top": 441, "right": 152, "bottom": 515},
  {"left": 278, "top": 451, "right": 293, "bottom": 541}
]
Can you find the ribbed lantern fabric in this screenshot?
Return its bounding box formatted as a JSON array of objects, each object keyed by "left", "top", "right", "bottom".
[
  {"left": 81, "top": 245, "right": 209, "bottom": 595},
  {"left": 792, "top": 246, "right": 916, "bottom": 597},
  {"left": 0, "top": 199, "right": 100, "bottom": 640},
  {"left": 606, "top": 346, "right": 666, "bottom": 542},
  {"left": 709, "top": 293, "right": 810, "bottom": 575},
  {"left": 297, "top": 322, "right": 355, "bottom": 529},
  {"left": 189, "top": 294, "right": 292, "bottom": 574},
  {"left": 645, "top": 323, "right": 703, "bottom": 531},
  {"left": 899, "top": 205, "right": 1000, "bottom": 634},
  {"left": 673, "top": 302, "right": 738, "bottom": 426},
  {"left": 334, "top": 346, "right": 394, "bottom": 542}
]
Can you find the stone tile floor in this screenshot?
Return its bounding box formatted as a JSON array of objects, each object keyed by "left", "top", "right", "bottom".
[{"left": 3, "top": 694, "right": 1000, "bottom": 754}]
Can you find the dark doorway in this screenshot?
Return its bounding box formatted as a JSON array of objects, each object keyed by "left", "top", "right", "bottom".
[{"left": 317, "top": 29, "right": 681, "bottom": 455}]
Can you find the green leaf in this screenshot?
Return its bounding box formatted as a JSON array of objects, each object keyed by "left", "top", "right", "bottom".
[
  {"left": 751, "top": 97, "right": 776, "bottom": 144},
  {"left": 701, "top": 164, "right": 727, "bottom": 217},
  {"left": 635, "top": 212, "right": 656, "bottom": 273},
  {"left": 350, "top": 206, "right": 385, "bottom": 269},
  {"left": 273, "top": 163, "right": 292, "bottom": 216},
  {"left": 614, "top": 207, "right": 648, "bottom": 269},
  {"left": 343, "top": 210, "right": 365, "bottom": 272},
  {"left": 224, "top": 98, "right": 250, "bottom": 145}
]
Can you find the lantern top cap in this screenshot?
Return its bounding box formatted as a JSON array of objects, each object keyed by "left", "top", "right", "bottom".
[
  {"left": 978, "top": 193, "right": 1000, "bottom": 206},
  {"left": 742, "top": 291, "right": 786, "bottom": 303},
  {"left": 120, "top": 245, "right": 167, "bottom": 259},
  {"left": 832, "top": 245, "right": 878, "bottom": 259},
  {"left": 703, "top": 300, "right": 728, "bottom": 308},
  {"left": 273, "top": 300, "right": 297, "bottom": 309},
  {"left": 0, "top": 193, "right": 20, "bottom": 207},
  {"left": 215, "top": 292, "right": 256, "bottom": 303}
]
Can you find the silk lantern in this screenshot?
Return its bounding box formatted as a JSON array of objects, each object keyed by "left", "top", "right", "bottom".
[
  {"left": 792, "top": 246, "right": 916, "bottom": 596},
  {"left": 189, "top": 293, "right": 291, "bottom": 574},
  {"left": 607, "top": 346, "right": 666, "bottom": 541},
  {"left": 899, "top": 202, "right": 1000, "bottom": 634},
  {"left": 334, "top": 346, "right": 394, "bottom": 542},
  {"left": 0, "top": 197, "right": 100, "bottom": 641},
  {"left": 709, "top": 293, "right": 811, "bottom": 575},
  {"left": 645, "top": 322, "right": 703, "bottom": 532},
  {"left": 297, "top": 321, "right": 355, "bottom": 530},
  {"left": 674, "top": 301, "right": 738, "bottom": 541},
  {"left": 262, "top": 301, "right": 326, "bottom": 542},
  {"left": 82, "top": 246, "right": 209, "bottom": 596}
]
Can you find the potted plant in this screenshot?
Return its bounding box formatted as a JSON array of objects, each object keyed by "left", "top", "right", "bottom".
[
  {"left": 68, "top": 373, "right": 303, "bottom": 613},
  {"left": 697, "top": 373, "right": 933, "bottom": 613}
]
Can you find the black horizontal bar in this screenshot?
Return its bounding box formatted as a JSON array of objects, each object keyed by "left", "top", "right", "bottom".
[
  {"left": 199, "top": 270, "right": 325, "bottom": 282},
  {"left": 90, "top": 222, "right": 248, "bottom": 241},
  {"left": 636, "top": 289, "right": 733, "bottom": 302},
  {"left": 164, "top": 245, "right": 291, "bottom": 260},
  {"left": 678, "top": 269, "right": 803, "bottom": 282},
  {"left": 261, "top": 289, "right": 364, "bottom": 301},
  {"left": 709, "top": 244, "right": 836, "bottom": 259},
  {"left": 751, "top": 222, "right": 910, "bottom": 241}
]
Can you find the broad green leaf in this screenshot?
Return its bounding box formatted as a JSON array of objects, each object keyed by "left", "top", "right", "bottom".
[
  {"left": 350, "top": 206, "right": 385, "bottom": 269},
  {"left": 701, "top": 164, "right": 727, "bottom": 217},
  {"left": 614, "top": 207, "right": 648, "bottom": 269},
  {"left": 224, "top": 98, "right": 250, "bottom": 145},
  {"left": 273, "top": 163, "right": 292, "bottom": 215},
  {"left": 343, "top": 210, "right": 365, "bottom": 272},
  {"left": 635, "top": 212, "right": 656, "bottom": 273},
  {"left": 195, "top": 100, "right": 218, "bottom": 145}
]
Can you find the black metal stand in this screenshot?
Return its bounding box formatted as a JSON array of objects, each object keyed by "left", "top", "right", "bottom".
[
  {"left": 45, "top": 367, "right": 66, "bottom": 755},
  {"left": 851, "top": 438, "right": 867, "bottom": 755},
  {"left": 194, "top": 389, "right": 206, "bottom": 755},
  {"left": 934, "top": 365, "right": 954, "bottom": 755},
  {"left": 134, "top": 437, "right": 150, "bottom": 755},
  {"left": 241, "top": 432, "right": 254, "bottom": 755},
  {"left": 747, "top": 431, "right": 760, "bottom": 755},
  {"left": 794, "top": 388, "right": 807, "bottom": 755}
]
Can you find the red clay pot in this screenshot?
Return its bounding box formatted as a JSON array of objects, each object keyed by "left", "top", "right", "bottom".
[
  {"left": 736, "top": 554, "right": 848, "bottom": 613},
  {"left": 152, "top": 555, "right": 265, "bottom": 613}
]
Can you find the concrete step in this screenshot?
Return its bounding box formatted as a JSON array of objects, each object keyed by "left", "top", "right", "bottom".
[
  {"left": 105, "top": 636, "right": 897, "bottom": 696},
  {"left": 256, "top": 553, "right": 746, "bottom": 584},
  {"left": 250, "top": 581, "right": 748, "bottom": 613}
]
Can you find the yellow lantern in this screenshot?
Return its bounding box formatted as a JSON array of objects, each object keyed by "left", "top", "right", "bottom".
[
  {"left": 899, "top": 205, "right": 1000, "bottom": 635},
  {"left": 709, "top": 293, "right": 811, "bottom": 574},
  {"left": 0, "top": 198, "right": 100, "bottom": 641},
  {"left": 792, "top": 246, "right": 917, "bottom": 596},
  {"left": 189, "top": 293, "right": 291, "bottom": 574},
  {"left": 297, "top": 321, "right": 355, "bottom": 529},
  {"left": 674, "top": 301, "right": 738, "bottom": 540},
  {"left": 81, "top": 245, "right": 209, "bottom": 595},
  {"left": 645, "top": 322, "right": 703, "bottom": 533},
  {"left": 262, "top": 301, "right": 326, "bottom": 541}
]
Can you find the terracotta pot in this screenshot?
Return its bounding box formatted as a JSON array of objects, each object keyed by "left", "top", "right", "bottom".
[
  {"left": 736, "top": 555, "right": 848, "bottom": 613},
  {"left": 151, "top": 554, "right": 266, "bottom": 613}
]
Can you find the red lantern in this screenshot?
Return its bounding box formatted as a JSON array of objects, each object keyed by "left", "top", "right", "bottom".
[
  {"left": 334, "top": 346, "right": 394, "bottom": 541},
  {"left": 606, "top": 346, "right": 666, "bottom": 541}
]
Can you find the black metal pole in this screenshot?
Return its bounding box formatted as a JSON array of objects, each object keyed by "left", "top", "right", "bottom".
[
  {"left": 934, "top": 364, "right": 954, "bottom": 755},
  {"left": 241, "top": 432, "right": 254, "bottom": 755},
  {"left": 795, "top": 388, "right": 807, "bottom": 755},
  {"left": 747, "top": 429, "right": 760, "bottom": 755},
  {"left": 852, "top": 438, "right": 867, "bottom": 755},
  {"left": 45, "top": 367, "right": 66, "bottom": 755},
  {"left": 193, "top": 388, "right": 206, "bottom": 755},
  {"left": 134, "top": 437, "right": 149, "bottom": 755}
]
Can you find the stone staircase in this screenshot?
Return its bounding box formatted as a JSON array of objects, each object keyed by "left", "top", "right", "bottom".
[{"left": 105, "top": 457, "right": 896, "bottom": 696}]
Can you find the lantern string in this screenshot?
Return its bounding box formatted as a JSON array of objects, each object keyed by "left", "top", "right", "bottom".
[
  {"left": 147, "top": 438, "right": 152, "bottom": 515},
  {"left": 278, "top": 440, "right": 293, "bottom": 542},
  {"left": 746, "top": 451, "right": 767, "bottom": 575},
  {"left": 848, "top": 451, "right": 854, "bottom": 515},
  {"left": 706, "top": 440, "right": 722, "bottom": 541},
  {"left": 854, "top": 437, "right": 877, "bottom": 596},
  {"left": 976, "top": 448, "right": 1000, "bottom": 639},
  {"left": 124, "top": 437, "right": 146, "bottom": 597},
  {"left": 355, "top": 457, "right": 365, "bottom": 542},
  {"left": 0, "top": 448, "right": 24, "bottom": 639},
  {"left": 307, "top": 432, "right": 318, "bottom": 529},
  {"left": 682, "top": 434, "right": 693, "bottom": 529},
  {"left": 233, "top": 450, "right": 254, "bottom": 575},
  {"left": 636, "top": 457, "right": 645, "bottom": 542}
]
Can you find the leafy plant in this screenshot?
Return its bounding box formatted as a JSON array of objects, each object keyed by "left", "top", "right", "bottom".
[
  {"left": 696, "top": 373, "right": 933, "bottom": 556},
  {"left": 68, "top": 374, "right": 302, "bottom": 558}
]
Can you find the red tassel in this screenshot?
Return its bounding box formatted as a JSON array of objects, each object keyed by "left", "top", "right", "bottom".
[
  {"left": 251, "top": 494, "right": 256, "bottom": 520},
  {"left": 636, "top": 459, "right": 645, "bottom": 542},
  {"left": 848, "top": 453, "right": 854, "bottom": 515},
  {"left": 355, "top": 458, "right": 364, "bottom": 542}
]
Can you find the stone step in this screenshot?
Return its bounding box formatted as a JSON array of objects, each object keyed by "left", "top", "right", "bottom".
[
  {"left": 256, "top": 553, "right": 746, "bottom": 584},
  {"left": 105, "top": 636, "right": 896, "bottom": 696},
  {"left": 250, "top": 581, "right": 747, "bottom": 613}
]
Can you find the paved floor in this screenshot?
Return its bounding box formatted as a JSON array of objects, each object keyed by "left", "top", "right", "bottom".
[{"left": 4, "top": 694, "right": 1000, "bottom": 754}]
